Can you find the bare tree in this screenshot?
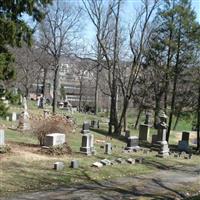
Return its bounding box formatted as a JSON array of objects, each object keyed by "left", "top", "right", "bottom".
[{"left": 39, "top": 1, "right": 82, "bottom": 114}]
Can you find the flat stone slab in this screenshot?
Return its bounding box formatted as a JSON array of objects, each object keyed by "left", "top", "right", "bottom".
[
  {"left": 92, "top": 162, "right": 103, "bottom": 168},
  {"left": 126, "top": 158, "right": 135, "bottom": 164},
  {"left": 115, "top": 158, "right": 125, "bottom": 164},
  {"left": 100, "top": 159, "right": 111, "bottom": 166}
]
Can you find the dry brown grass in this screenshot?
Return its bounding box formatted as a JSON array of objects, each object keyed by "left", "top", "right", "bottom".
[{"left": 30, "top": 114, "right": 75, "bottom": 146}]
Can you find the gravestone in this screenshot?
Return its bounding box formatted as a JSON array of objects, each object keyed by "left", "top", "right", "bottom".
[
  {"left": 125, "top": 136, "right": 140, "bottom": 150},
  {"left": 71, "top": 160, "right": 79, "bottom": 169},
  {"left": 182, "top": 131, "right": 190, "bottom": 141},
  {"left": 6, "top": 116, "right": 9, "bottom": 121},
  {"left": 151, "top": 112, "right": 170, "bottom": 157},
  {"left": 43, "top": 110, "right": 50, "bottom": 119},
  {"left": 127, "top": 158, "right": 135, "bottom": 164},
  {"left": 105, "top": 143, "right": 112, "bottom": 155},
  {"left": 144, "top": 112, "right": 151, "bottom": 125},
  {"left": 54, "top": 162, "right": 64, "bottom": 171},
  {"left": 92, "top": 162, "right": 103, "bottom": 168},
  {"left": 151, "top": 134, "right": 158, "bottom": 144},
  {"left": 81, "top": 121, "right": 90, "bottom": 134},
  {"left": 139, "top": 124, "right": 150, "bottom": 141},
  {"left": 178, "top": 140, "right": 189, "bottom": 152},
  {"left": 91, "top": 120, "right": 99, "bottom": 129},
  {"left": 12, "top": 112, "right": 17, "bottom": 122},
  {"left": 100, "top": 159, "right": 111, "bottom": 166},
  {"left": 18, "top": 97, "right": 30, "bottom": 130},
  {"left": 178, "top": 131, "right": 190, "bottom": 152},
  {"left": 125, "top": 130, "right": 130, "bottom": 138},
  {"left": 0, "top": 129, "right": 5, "bottom": 146},
  {"left": 80, "top": 133, "right": 95, "bottom": 155},
  {"left": 44, "top": 133, "right": 65, "bottom": 146}
]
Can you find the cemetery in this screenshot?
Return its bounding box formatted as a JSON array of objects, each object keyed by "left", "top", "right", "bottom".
[
  {"left": 0, "top": 0, "right": 200, "bottom": 199},
  {"left": 0, "top": 101, "right": 200, "bottom": 200}
]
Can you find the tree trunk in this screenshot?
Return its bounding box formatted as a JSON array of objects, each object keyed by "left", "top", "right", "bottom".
[
  {"left": 154, "top": 96, "right": 161, "bottom": 128},
  {"left": 94, "top": 64, "right": 99, "bottom": 115},
  {"left": 123, "top": 110, "right": 127, "bottom": 132},
  {"left": 78, "top": 81, "right": 83, "bottom": 112},
  {"left": 134, "top": 107, "right": 143, "bottom": 129},
  {"left": 52, "top": 67, "right": 59, "bottom": 114},
  {"left": 173, "top": 108, "right": 181, "bottom": 130},
  {"left": 197, "top": 84, "right": 200, "bottom": 150},
  {"left": 42, "top": 68, "right": 48, "bottom": 97}
]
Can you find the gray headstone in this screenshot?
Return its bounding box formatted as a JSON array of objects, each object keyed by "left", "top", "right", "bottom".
[
  {"left": 125, "top": 130, "right": 130, "bottom": 138},
  {"left": 182, "top": 132, "right": 190, "bottom": 141},
  {"left": 0, "top": 129, "right": 5, "bottom": 146},
  {"left": 151, "top": 134, "right": 158, "bottom": 144},
  {"left": 100, "top": 159, "right": 111, "bottom": 166},
  {"left": 135, "top": 157, "right": 144, "bottom": 164},
  {"left": 116, "top": 158, "right": 125, "bottom": 164},
  {"left": 178, "top": 140, "right": 189, "bottom": 152},
  {"left": 71, "top": 160, "right": 79, "bottom": 169},
  {"left": 44, "top": 133, "right": 65, "bottom": 146},
  {"left": 80, "top": 133, "right": 95, "bottom": 155},
  {"left": 54, "top": 162, "right": 64, "bottom": 170},
  {"left": 157, "top": 129, "right": 167, "bottom": 141},
  {"left": 105, "top": 143, "right": 112, "bottom": 155},
  {"left": 125, "top": 136, "right": 140, "bottom": 150},
  {"left": 156, "top": 141, "right": 170, "bottom": 158},
  {"left": 91, "top": 120, "right": 99, "bottom": 129},
  {"left": 139, "top": 124, "right": 149, "bottom": 141},
  {"left": 81, "top": 121, "right": 90, "bottom": 133}
]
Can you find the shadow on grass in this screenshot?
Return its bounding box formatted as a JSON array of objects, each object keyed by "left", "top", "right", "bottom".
[{"left": 8, "top": 141, "right": 40, "bottom": 147}]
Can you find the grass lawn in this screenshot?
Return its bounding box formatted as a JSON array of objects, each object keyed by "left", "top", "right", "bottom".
[{"left": 0, "top": 103, "right": 199, "bottom": 197}]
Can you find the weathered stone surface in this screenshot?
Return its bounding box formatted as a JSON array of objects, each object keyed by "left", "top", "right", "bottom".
[
  {"left": 139, "top": 124, "right": 149, "bottom": 141},
  {"left": 91, "top": 120, "right": 99, "bottom": 129},
  {"left": 178, "top": 140, "right": 189, "bottom": 152},
  {"left": 44, "top": 133, "right": 65, "bottom": 146},
  {"left": 151, "top": 134, "right": 158, "bottom": 144},
  {"left": 92, "top": 162, "right": 103, "bottom": 168},
  {"left": 100, "top": 159, "right": 111, "bottom": 166},
  {"left": 125, "top": 136, "right": 140, "bottom": 150},
  {"left": 0, "top": 129, "right": 5, "bottom": 146},
  {"left": 135, "top": 157, "right": 144, "bottom": 164},
  {"left": 80, "top": 133, "right": 95, "bottom": 155},
  {"left": 105, "top": 143, "right": 112, "bottom": 155},
  {"left": 182, "top": 132, "right": 190, "bottom": 141},
  {"left": 81, "top": 121, "right": 90, "bottom": 134},
  {"left": 126, "top": 158, "right": 135, "bottom": 164},
  {"left": 116, "top": 158, "right": 125, "bottom": 164},
  {"left": 71, "top": 160, "right": 79, "bottom": 169},
  {"left": 54, "top": 162, "right": 64, "bottom": 171}
]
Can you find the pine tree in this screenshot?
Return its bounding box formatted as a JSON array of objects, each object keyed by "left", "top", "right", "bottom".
[{"left": 0, "top": 0, "right": 52, "bottom": 115}]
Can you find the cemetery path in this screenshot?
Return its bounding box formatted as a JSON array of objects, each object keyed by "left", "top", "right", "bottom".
[{"left": 1, "top": 164, "right": 200, "bottom": 200}]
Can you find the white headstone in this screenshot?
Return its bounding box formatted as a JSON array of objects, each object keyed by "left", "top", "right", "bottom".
[
  {"left": 44, "top": 133, "right": 65, "bottom": 146},
  {"left": 12, "top": 112, "right": 17, "bottom": 122},
  {"left": 0, "top": 129, "right": 5, "bottom": 145}
]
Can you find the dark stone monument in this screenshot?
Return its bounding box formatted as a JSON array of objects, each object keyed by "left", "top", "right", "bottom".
[{"left": 81, "top": 121, "right": 90, "bottom": 134}]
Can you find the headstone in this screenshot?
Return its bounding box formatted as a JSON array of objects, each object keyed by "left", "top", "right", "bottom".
[
  {"left": 44, "top": 133, "right": 65, "bottom": 146},
  {"left": 182, "top": 132, "right": 190, "bottom": 141},
  {"left": 92, "top": 162, "right": 103, "bottom": 168},
  {"left": 135, "top": 157, "right": 144, "bottom": 164},
  {"left": 6, "top": 116, "right": 9, "bottom": 121},
  {"left": 54, "top": 162, "right": 64, "bottom": 170},
  {"left": 18, "top": 97, "right": 30, "bottom": 130},
  {"left": 178, "top": 131, "right": 190, "bottom": 152},
  {"left": 178, "top": 140, "right": 189, "bottom": 152},
  {"left": 0, "top": 129, "right": 5, "bottom": 146},
  {"left": 152, "top": 112, "right": 170, "bottom": 157},
  {"left": 91, "top": 120, "right": 99, "bottom": 129},
  {"left": 100, "top": 159, "right": 111, "bottom": 166},
  {"left": 116, "top": 158, "right": 125, "bottom": 164},
  {"left": 125, "top": 136, "right": 140, "bottom": 150},
  {"left": 43, "top": 110, "right": 50, "bottom": 119},
  {"left": 105, "top": 143, "right": 112, "bottom": 155},
  {"left": 144, "top": 112, "right": 151, "bottom": 125},
  {"left": 81, "top": 121, "right": 90, "bottom": 134},
  {"left": 151, "top": 134, "right": 158, "bottom": 144},
  {"left": 12, "top": 112, "right": 17, "bottom": 122},
  {"left": 71, "top": 160, "right": 79, "bottom": 169},
  {"left": 127, "top": 158, "right": 135, "bottom": 164},
  {"left": 139, "top": 124, "right": 150, "bottom": 141},
  {"left": 80, "top": 133, "right": 95, "bottom": 155}
]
